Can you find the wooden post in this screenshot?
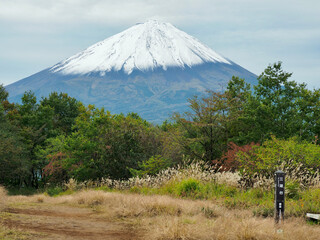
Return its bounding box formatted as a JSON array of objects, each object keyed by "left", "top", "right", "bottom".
[{"left": 274, "top": 170, "right": 285, "bottom": 226}]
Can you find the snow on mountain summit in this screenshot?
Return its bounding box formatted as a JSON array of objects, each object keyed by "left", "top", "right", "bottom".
[
  {"left": 7, "top": 20, "right": 257, "bottom": 122},
  {"left": 50, "top": 20, "right": 231, "bottom": 75}
]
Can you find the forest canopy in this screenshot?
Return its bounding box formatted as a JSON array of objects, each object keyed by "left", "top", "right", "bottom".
[{"left": 1, "top": 62, "right": 320, "bottom": 188}]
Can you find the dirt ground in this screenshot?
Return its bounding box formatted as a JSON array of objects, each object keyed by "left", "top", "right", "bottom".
[
  {"left": 0, "top": 203, "right": 141, "bottom": 240},
  {"left": 2, "top": 191, "right": 320, "bottom": 240}
]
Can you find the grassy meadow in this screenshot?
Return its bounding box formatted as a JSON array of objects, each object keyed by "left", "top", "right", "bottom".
[{"left": 1, "top": 163, "right": 320, "bottom": 240}]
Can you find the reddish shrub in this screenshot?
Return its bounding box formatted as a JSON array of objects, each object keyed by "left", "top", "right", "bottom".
[
  {"left": 213, "top": 142, "right": 259, "bottom": 171},
  {"left": 43, "top": 152, "right": 68, "bottom": 183}
]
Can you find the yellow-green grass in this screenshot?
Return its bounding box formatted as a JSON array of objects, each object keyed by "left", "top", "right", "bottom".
[{"left": 2, "top": 189, "right": 320, "bottom": 239}]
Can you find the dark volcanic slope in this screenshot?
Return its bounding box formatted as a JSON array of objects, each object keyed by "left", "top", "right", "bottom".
[{"left": 6, "top": 62, "right": 256, "bottom": 122}]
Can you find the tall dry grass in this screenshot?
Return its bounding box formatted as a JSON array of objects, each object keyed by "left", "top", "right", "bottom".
[
  {"left": 67, "top": 191, "right": 320, "bottom": 240},
  {"left": 56, "top": 190, "right": 223, "bottom": 219},
  {"left": 7, "top": 190, "right": 320, "bottom": 240},
  {"left": 61, "top": 162, "right": 241, "bottom": 192},
  {"left": 60, "top": 162, "right": 320, "bottom": 193},
  {"left": 0, "top": 185, "right": 7, "bottom": 211},
  {"left": 242, "top": 161, "right": 320, "bottom": 190}
]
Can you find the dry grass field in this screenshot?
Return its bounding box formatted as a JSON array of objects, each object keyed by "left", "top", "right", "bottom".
[{"left": 1, "top": 186, "right": 320, "bottom": 240}]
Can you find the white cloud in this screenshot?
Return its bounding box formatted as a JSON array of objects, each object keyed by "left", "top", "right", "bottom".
[
  {"left": 1, "top": 0, "right": 318, "bottom": 26},
  {"left": 0, "top": 0, "right": 319, "bottom": 86}
]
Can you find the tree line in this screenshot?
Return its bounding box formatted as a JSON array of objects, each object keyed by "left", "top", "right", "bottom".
[{"left": 1, "top": 62, "right": 320, "bottom": 188}]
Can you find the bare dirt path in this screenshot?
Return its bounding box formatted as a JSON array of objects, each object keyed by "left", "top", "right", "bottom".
[{"left": 1, "top": 205, "right": 140, "bottom": 240}]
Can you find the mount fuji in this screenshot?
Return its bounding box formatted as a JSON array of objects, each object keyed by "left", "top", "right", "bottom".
[{"left": 6, "top": 20, "right": 257, "bottom": 122}]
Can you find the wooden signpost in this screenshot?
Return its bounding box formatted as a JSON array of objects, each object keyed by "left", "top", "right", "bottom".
[{"left": 274, "top": 170, "right": 285, "bottom": 231}]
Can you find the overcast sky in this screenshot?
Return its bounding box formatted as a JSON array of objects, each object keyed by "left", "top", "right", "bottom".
[{"left": 1, "top": 0, "right": 319, "bottom": 88}]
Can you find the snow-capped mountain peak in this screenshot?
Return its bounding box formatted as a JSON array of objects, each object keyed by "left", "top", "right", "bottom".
[{"left": 50, "top": 20, "right": 231, "bottom": 75}]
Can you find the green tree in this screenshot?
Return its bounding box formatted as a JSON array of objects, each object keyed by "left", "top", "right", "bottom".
[
  {"left": 172, "top": 62, "right": 320, "bottom": 164},
  {"left": 16, "top": 91, "right": 48, "bottom": 187},
  {"left": 249, "top": 62, "right": 307, "bottom": 141},
  {"left": 173, "top": 75, "right": 256, "bottom": 163},
  {"left": 39, "top": 92, "right": 82, "bottom": 136},
  {"left": 174, "top": 90, "right": 232, "bottom": 162},
  {"left": 0, "top": 104, "right": 30, "bottom": 186},
  {"left": 12, "top": 91, "right": 83, "bottom": 187},
  {"left": 296, "top": 87, "right": 320, "bottom": 140},
  {"left": 158, "top": 120, "right": 184, "bottom": 165},
  {"left": 48, "top": 105, "right": 162, "bottom": 181},
  {"left": 0, "top": 84, "right": 8, "bottom": 102},
  {"left": 130, "top": 155, "right": 172, "bottom": 177},
  {"left": 0, "top": 84, "right": 18, "bottom": 121},
  {"left": 225, "top": 76, "right": 254, "bottom": 145}
]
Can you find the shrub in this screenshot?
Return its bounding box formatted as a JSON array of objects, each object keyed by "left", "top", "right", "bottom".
[
  {"left": 130, "top": 155, "right": 173, "bottom": 177},
  {"left": 213, "top": 142, "right": 259, "bottom": 172},
  {"left": 237, "top": 136, "right": 320, "bottom": 188},
  {"left": 176, "top": 178, "right": 202, "bottom": 198},
  {"left": 7, "top": 187, "right": 39, "bottom": 196},
  {"left": 42, "top": 152, "right": 68, "bottom": 184},
  {"left": 46, "top": 186, "right": 63, "bottom": 196},
  {"left": 286, "top": 180, "right": 301, "bottom": 200}
]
